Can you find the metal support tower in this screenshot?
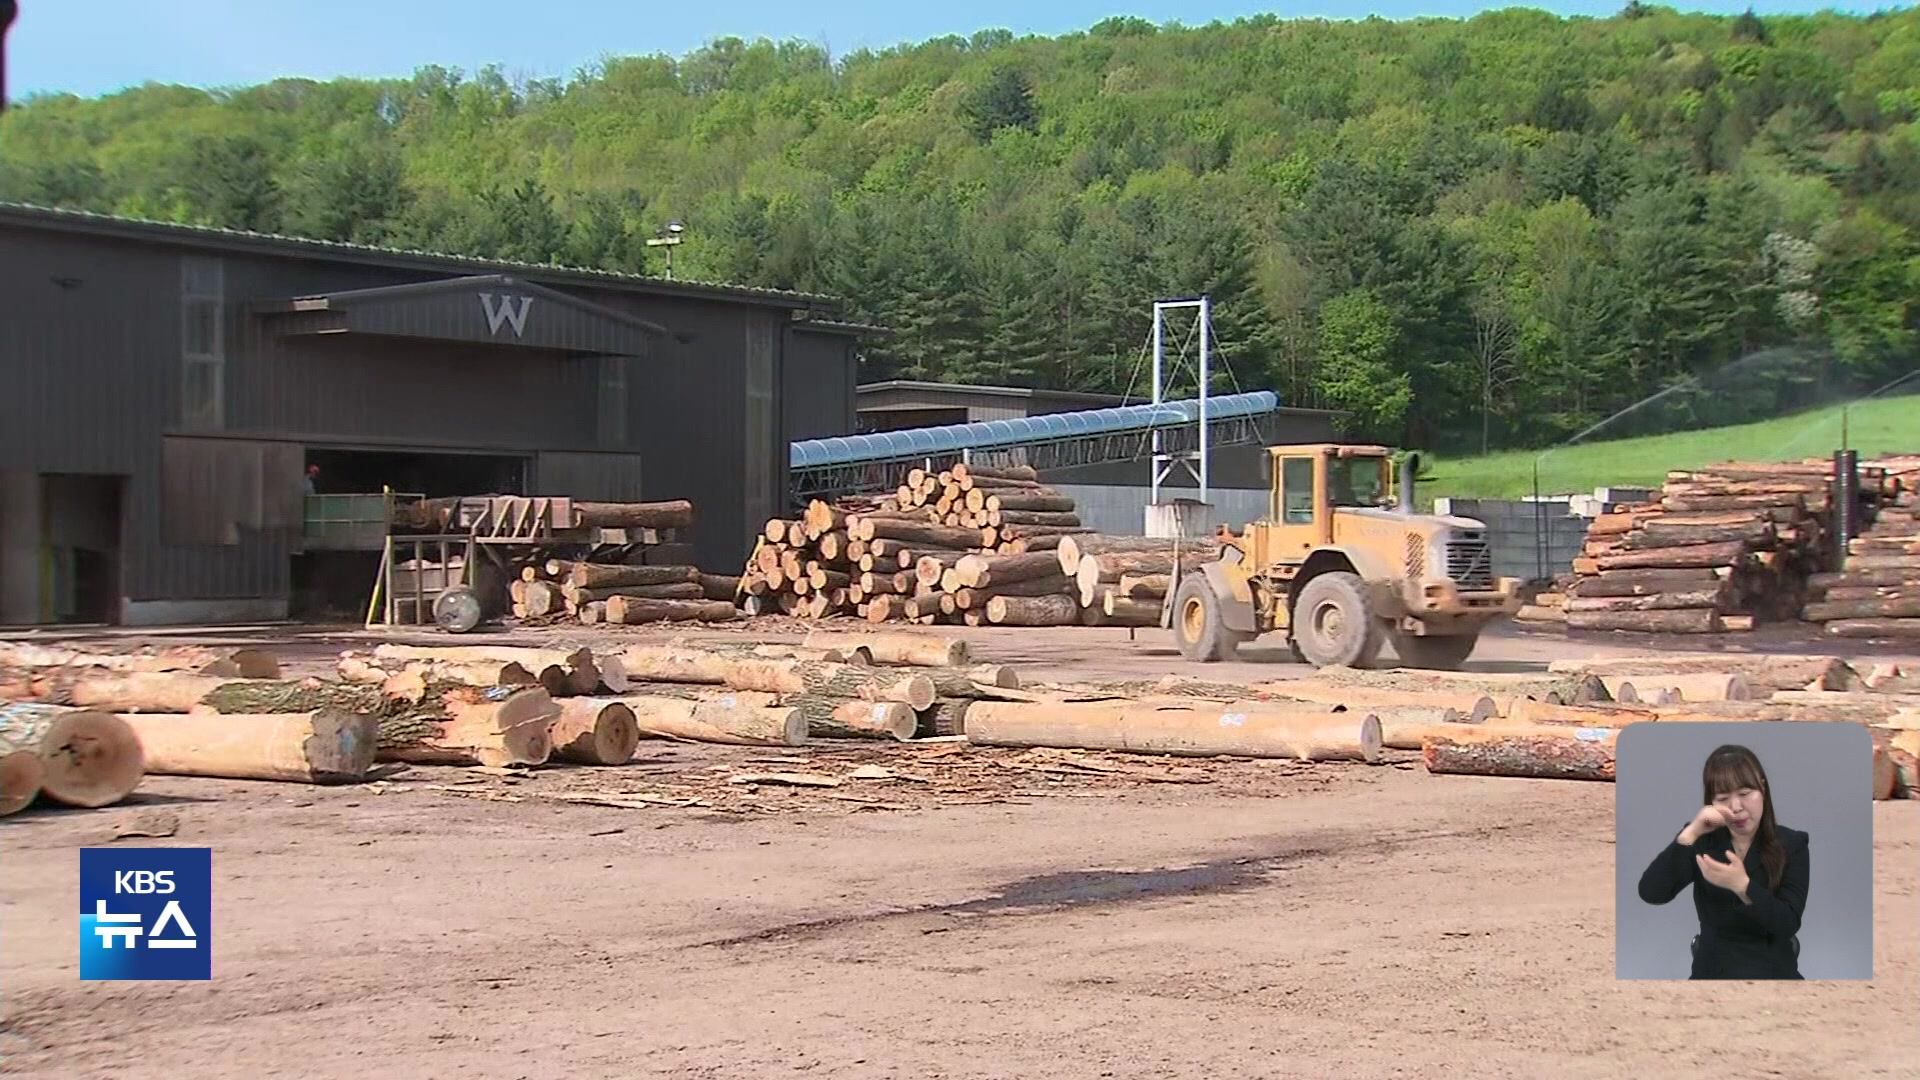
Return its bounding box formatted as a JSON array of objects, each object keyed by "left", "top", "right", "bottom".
[{"left": 1151, "top": 297, "right": 1212, "bottom": 504}]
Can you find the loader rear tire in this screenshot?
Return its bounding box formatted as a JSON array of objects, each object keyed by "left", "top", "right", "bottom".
[{"left": 1291, "top": 571, "right": 1382, "bottom": 669}]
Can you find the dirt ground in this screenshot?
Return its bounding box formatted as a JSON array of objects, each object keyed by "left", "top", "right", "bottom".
[{"left": 3, "top": 621, "right": 1918, "bottom": 1079}]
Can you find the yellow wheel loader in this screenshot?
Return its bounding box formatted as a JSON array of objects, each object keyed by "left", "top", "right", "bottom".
[{"left": 1168, "top": 444, "right": 1521, "bottom": 670}]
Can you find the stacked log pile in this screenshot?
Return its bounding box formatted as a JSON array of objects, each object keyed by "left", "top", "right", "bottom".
[
  {"left": 1802, "top": 453, "right": 1920, "bottom": 640},
  {"left": 739, "top": 463, "right": 1211, "bottom": 626},
  {"left": 510, "top": 559, "right": 742, "bottom": 627},
  {"left": 390, "top": 498, "right": 716, "bottom": 628},
  {"left": 1565, "top": 460, "right": 1836, "bottom": 633}
]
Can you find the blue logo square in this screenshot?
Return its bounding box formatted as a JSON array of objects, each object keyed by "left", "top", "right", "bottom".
[{"left": 79, "top": 847, "right": 211, "bottom": 981}]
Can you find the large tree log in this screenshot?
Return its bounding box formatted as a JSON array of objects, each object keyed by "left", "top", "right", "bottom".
[
  {"left": 1262, "top": 681, "right": 1499, "bottom": 721},
  {"left": 799, "top": 630, "right": 969, "bottom": 667},
  {"left": 952, "top": 551, "right": 1066, "bottom": 590},
  {"left": 1659, "top": 493, "right": 1815, "bottom": 513},
  {"left": 1824, "top": 618, "right": 1920, "bottom": 639},
  {"left": 564, "top": 582, "right": 705, "bottom": 606},
  {"left": 1496, "top": 699, "right": 1659, "bottom": 728},
  {"left": 1547, "top": 653, "right": 1860, "bottom": 691},
  {"left": 337, "top": 654, "right": 541, "bottom": 692},
  {"left": 567, "top": 563, "right": 699, "bottom": 589},
  {"left": 964, "top": 700, "right": 1383, "bottom": 762},
  {"left": 918, "top": 698, "right": 972, "bottom": 737},
  {"left": 1601, "top": 673, "right": 1756, "bottom": 703},
  {"left": 0, "top": 642, "right": 279, "bottom": 679},
  {"left": 1117, "top": 573, "right": 1173, "bottom": 599},
  {"left": 604, "top": 597, "right": 742, "bottom": 624},
  {"left": 547, "top": 698, "right": 641, "bottom": 765},
  {"left": 1101, "top": 591, "right": 1165, "bottom": 625},
  {"left": 624, "top": 693, "right": 807, "bottom": 746},
  {"left": 789, "top": 698, "right": 917, "bottom": 740},
  {"left": 1572, "top": 566, "right": 1732, "bottom": 597},
  {"left": 523, "top": 580, "right": 568, "bottom": 617},
  {"left": 856, "top": 517, "right": 984, "bottom": 549},
  {"left": 1565, "top": 608, "right": 1722, "bottom": 633},
  {"left": 984, "top": 492, "right": 1077, "bottom": 513},
  {"left": 1563, "top": 588, "right": 1729, "bottom": 613},
  {"left": 570, "top": 500, "right": 694, "bottom": 530},
  {"left": 1810, "top": 568, "right": 1920, "bottom": 590},
  {"left": 372, "top": 644, "right": 599, "bottom": 695},
  {"left": 913, "top": 552, "right": 970, "bottom": 587},
  {"left": 378, "top": 686, "right": 556, "bottom": 767},
  {"left": 117, "top": 710, "right": 378, "bottom": 783},
  {"left": 986, "top": 594, "right": 1084, "bottom": 626},
  {"left": 1422, "top": 724, "right": 1617, "bottom": 781},
  {"left": 953, "top": 577, "right": 1076, "bottom": 609},
  {"left": 0, "top": 735, "right": 43, "bottom": 815},
  {"left": 0, "top": 703, "right": 144, "bottom": 807},
  {"left": 1379, "top": 716, "right": 1483, "bottom": 751},
  {"left": 1803, "top": 596, "right": 1920, "bottom": 621},
  {"left": 1057, "top": 534, "right": 1201, "bottom": 577},
  {"left": 1621, "top": 521, "right": 1775, "bottom": 549},
  {"left": 1074, "top": 550, "right": 1192, "bottom": 598},
  {"left": 1595, "top": 541, "right": 1750, "bottom": 571},
  {"left": 992, "top": 510, "right": 1083, "bottom": 528}
]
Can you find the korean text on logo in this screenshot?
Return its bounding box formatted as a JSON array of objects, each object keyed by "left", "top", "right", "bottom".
[{"left": 79, "top": 847, "right": 211, "bottom": 980}]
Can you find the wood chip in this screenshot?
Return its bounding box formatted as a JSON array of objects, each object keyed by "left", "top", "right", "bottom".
[{"left": 112, "top": 809, "right": 180, "bottom": 840}]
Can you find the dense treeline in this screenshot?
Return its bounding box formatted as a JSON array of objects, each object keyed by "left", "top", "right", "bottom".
[{"left": 3, "top": 5, "right": 1917, "bottom": 453}]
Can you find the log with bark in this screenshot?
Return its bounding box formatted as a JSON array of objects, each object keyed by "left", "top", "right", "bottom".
[
  {"left": 1561, "top": 587, "right": 1731, "bottom": 613},
  {"left": 0, "top": 703, "right": 145, "bottom": 807},
  {"left": 604, "top": 597, "right": 742, "bottom": 625},
  {"left": 1599, "top": 672, "right": 1756, "bottom": 703},
  {"left": 567, "top": 563, "right": 700, "bottom": 589},
  {"left": 117, "top": 710, "right": 379, "bottom": 783},
  {"left": 789, "top": 698, "right": 918, "bottom": 741},
  {"left": 1056, "top": 534, "right": 1211, "bottom": 577},
  {"left": 799, "top": 630, "right": 970, "bottom": 667},
  {"left": 1564, "top": 608, "right": 1723, "bottom": 633},
  {"left": 1803, "top": 596, "right": 1920, "bottom": 622},
  {"left": 1422, "top": 724, "right": 1617, "bottom": 781},
  {"left": 564, "top": 581, "right": 705, "bottom": 606},
  {"left": 377, "top": 686, "right": 556, "bottom": 767},
  {"left": 1548, "top": 653, "right": 1862, "bottom": 692},
  {"left": 986, "top": 594, "right": 1084, "bottom": 626},
  {"left": 0, "top": 642, "right": 280, "bottom": 679},
  {"left": 570, "top": 500, "right": 694, "bottom": 530},
  {"left": 372, "top": 644, "right": 601, "bottom": 695},
  {"left": 965, "top": 700, "right": 1383, "bottom": 762},
  {"left": 547, "top": 698, "right": 642, "bottom": 765},
  {"left": 624, "top": 692, "right": 808, "bottom": 746},
  {"left": 952, "top": 551, "right": 1065, "bottom": 590},
  {"left": 1594, "top": 541, "right": 1751, "bottom": 571}
]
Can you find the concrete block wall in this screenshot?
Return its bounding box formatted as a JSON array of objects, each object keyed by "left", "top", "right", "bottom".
[{"left": 1434, "top": 497, "right": 1591, "bottom": 582}]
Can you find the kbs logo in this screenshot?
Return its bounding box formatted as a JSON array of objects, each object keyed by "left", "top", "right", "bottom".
[{"left": 79, "top": 848, "right": 211, "bottom": 981}]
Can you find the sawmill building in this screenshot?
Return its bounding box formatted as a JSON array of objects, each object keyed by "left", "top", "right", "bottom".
[{"left": 0, "top": 203, "right": 862, "bottom": 627}]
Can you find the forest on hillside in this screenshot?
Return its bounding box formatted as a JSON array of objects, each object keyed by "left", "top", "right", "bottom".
[{"left": 2, "top": 5, "right": 1917, "bottom": 454}]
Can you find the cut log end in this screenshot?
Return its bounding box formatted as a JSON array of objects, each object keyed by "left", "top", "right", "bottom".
[
  {"left": 0, "top": 749, "right": 45, "bottom": 815},
  {"left": 548, "top": 699, "right": 642, "bottom": 765},
  {"left": 0, "top": 705, "right": 147, "bottom": 808}
]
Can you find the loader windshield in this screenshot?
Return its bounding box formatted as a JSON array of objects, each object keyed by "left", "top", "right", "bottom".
[{"left": 1327, "top": 455, "right": 1388, "bottom": 508}]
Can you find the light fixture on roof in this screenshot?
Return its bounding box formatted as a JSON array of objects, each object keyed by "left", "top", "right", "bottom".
[{"left": 646, "top": 220, "right": 686, "bottom": 279}]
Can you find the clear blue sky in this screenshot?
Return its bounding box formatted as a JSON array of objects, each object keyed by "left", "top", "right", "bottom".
[{"left": 6, "top": 1, "right": 1867, "bottom": 100}]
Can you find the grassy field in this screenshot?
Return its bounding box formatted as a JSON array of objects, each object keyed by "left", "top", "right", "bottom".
[{"left": 1424, "top": 396, "right": 1917, "bottom": 500}]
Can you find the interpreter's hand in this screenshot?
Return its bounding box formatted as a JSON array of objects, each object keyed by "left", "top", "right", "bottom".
[
  {"left": 1679, "top": 804, "right": 1732, "bottom": 845},
  {"left": 1696, "top": 849, "right": 1750, "bottom": 895}
]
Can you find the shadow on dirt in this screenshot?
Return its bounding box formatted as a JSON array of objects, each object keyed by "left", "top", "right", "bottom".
[{"left": 695, "top": 824, "right": 1515, "bottom": 949}]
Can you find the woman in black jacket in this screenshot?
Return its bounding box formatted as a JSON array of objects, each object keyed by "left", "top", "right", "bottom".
[{"left": 1636, "top": 743, "right": 1809, "bottom": 979}]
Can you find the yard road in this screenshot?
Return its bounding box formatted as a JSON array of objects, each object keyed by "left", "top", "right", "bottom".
[{"left": 3, "top": 767, "right": 1915, "bottom": 1079}]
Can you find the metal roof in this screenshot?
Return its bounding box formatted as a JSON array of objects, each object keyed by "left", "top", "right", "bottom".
[
  {"left": 792, "top": 390, "right": 1281, "bottom": 468},
  {"left": 253, "top": 272, "right": 669, "bottom": 353},
  {"left": 0, "top": 201, "right": 840, "bottom": 310}
]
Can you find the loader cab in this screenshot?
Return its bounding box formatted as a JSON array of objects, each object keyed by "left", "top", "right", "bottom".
[{"left": 1263, "top": 444, "right": 1393, "bottom": 557}]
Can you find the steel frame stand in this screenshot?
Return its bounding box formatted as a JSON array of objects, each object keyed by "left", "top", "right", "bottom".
[{"left": 1151, "top": 297, "right": 1212, "bottom": 505}]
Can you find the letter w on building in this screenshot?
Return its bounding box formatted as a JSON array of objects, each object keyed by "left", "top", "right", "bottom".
[{"left": 478, "top": 293, "right": 533, "bottom": 338}]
